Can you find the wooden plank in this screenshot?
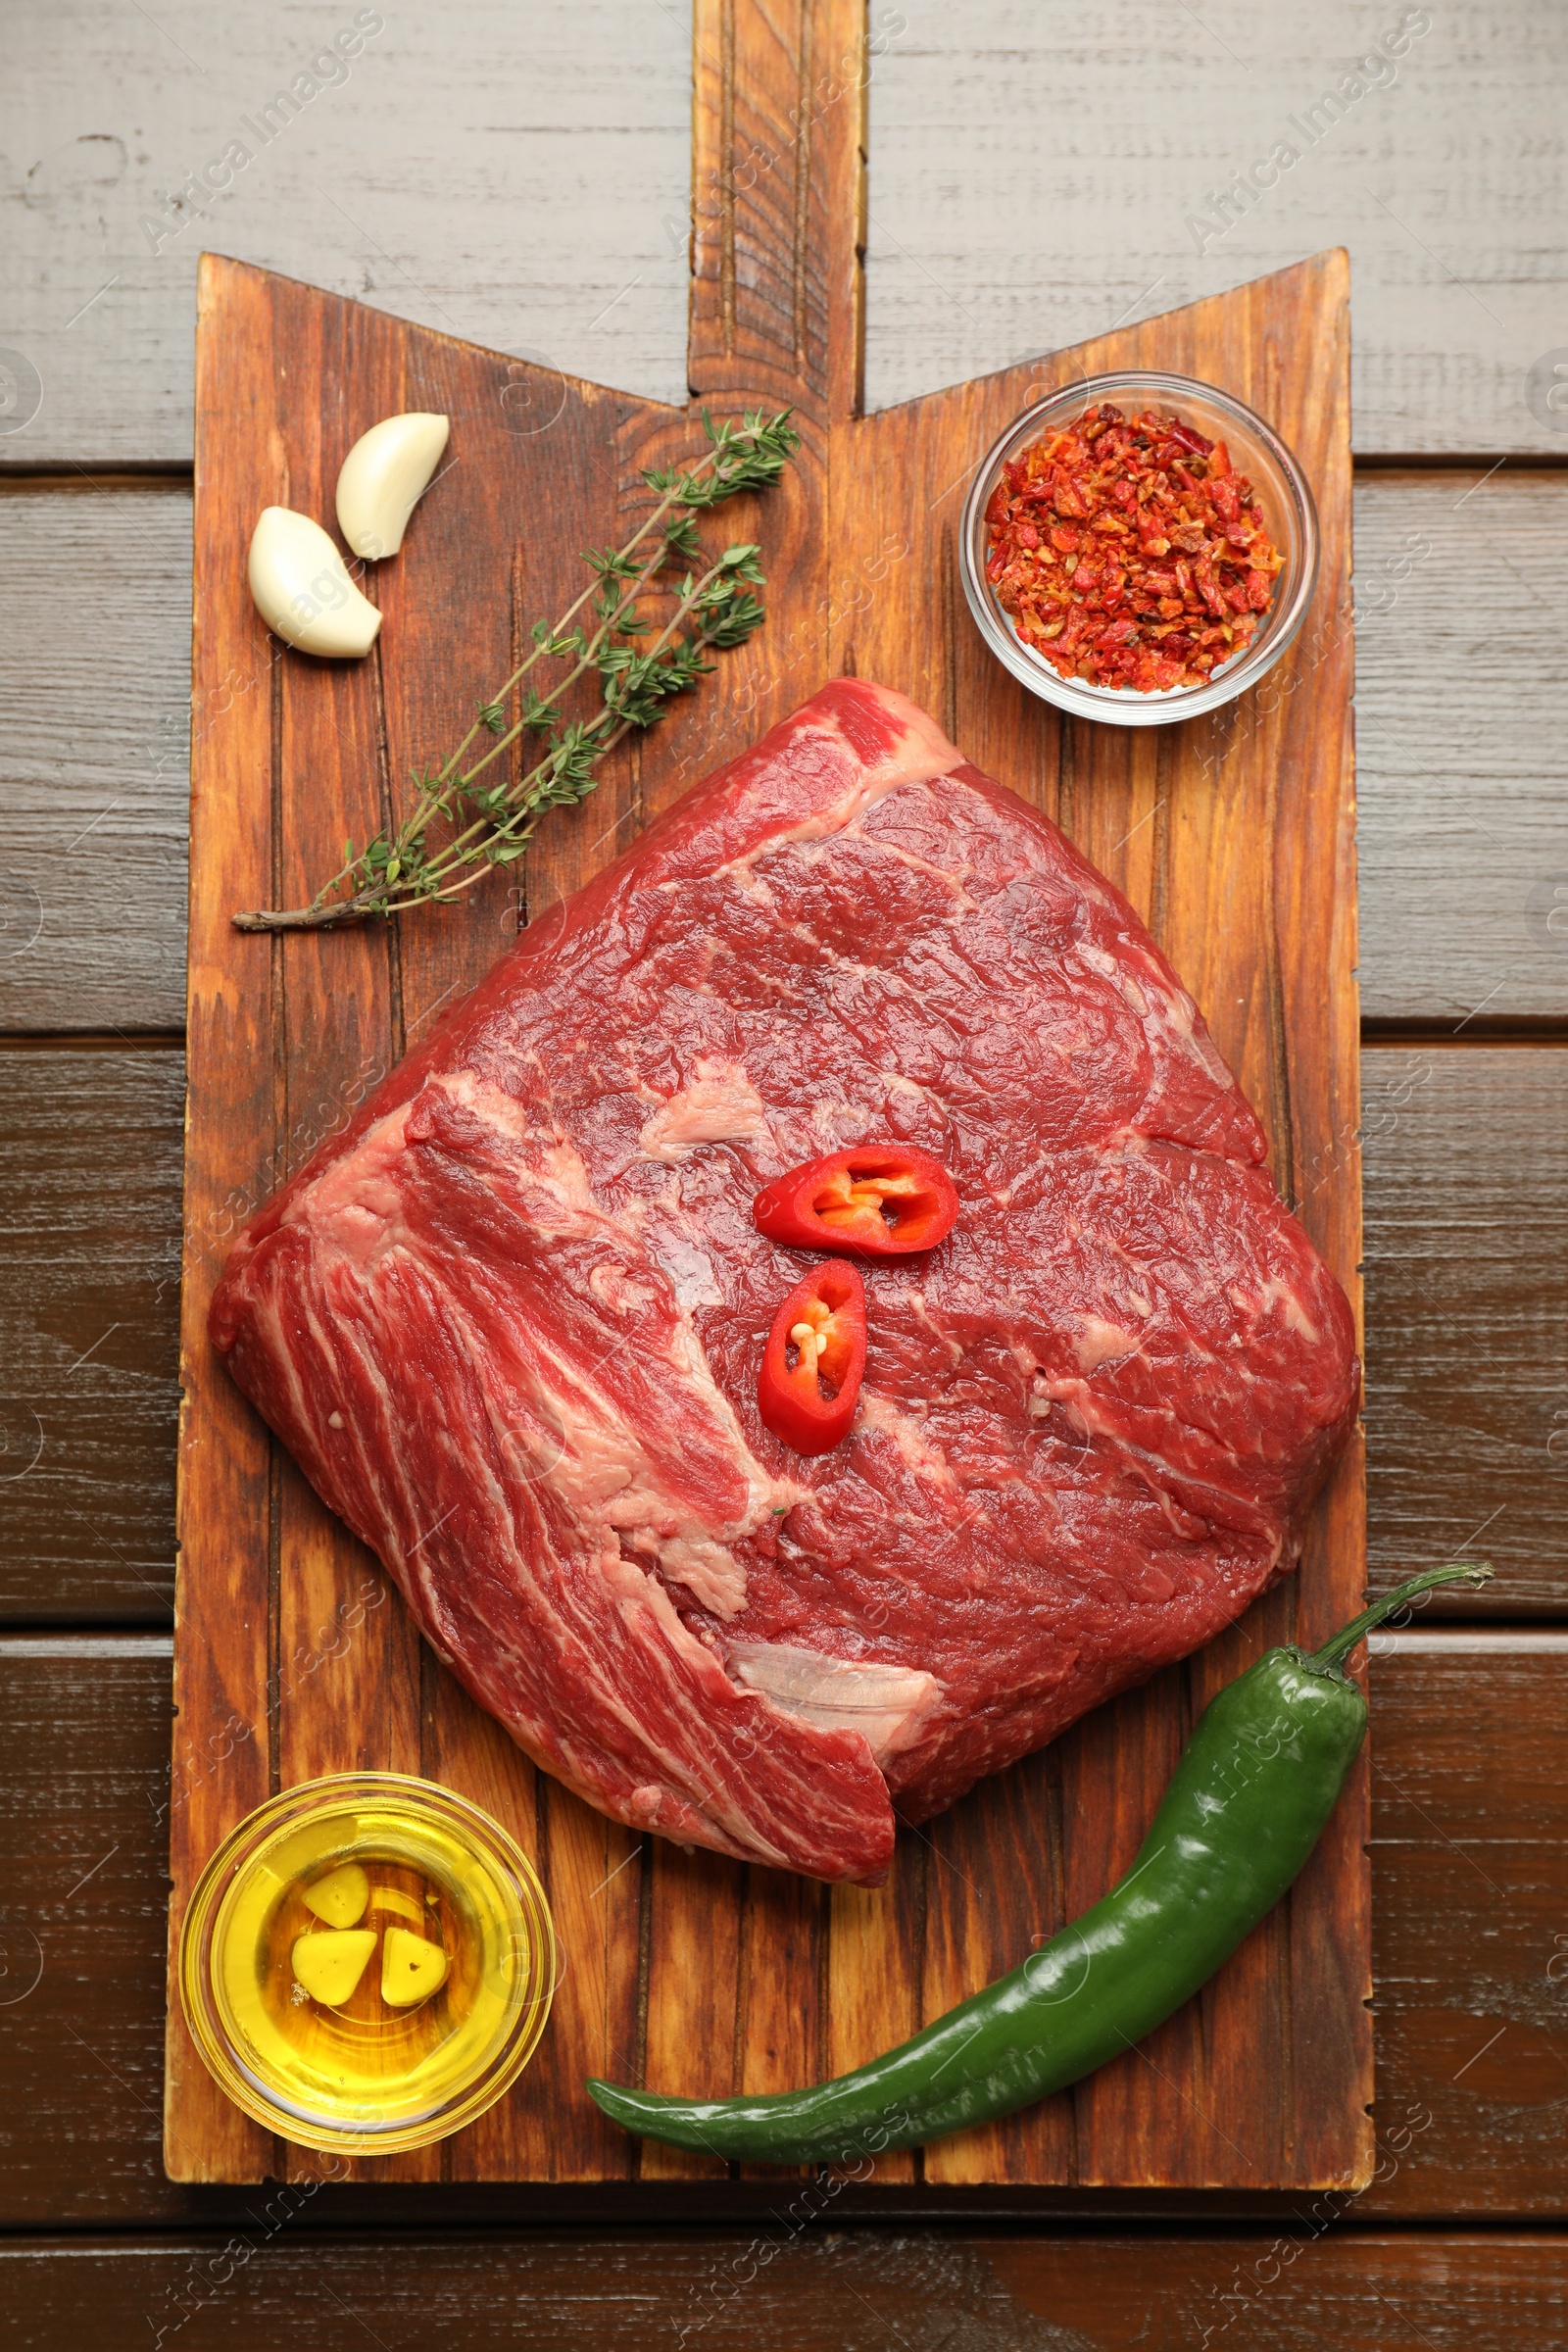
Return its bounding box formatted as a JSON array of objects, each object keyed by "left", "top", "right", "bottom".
[
  {"left": 1355, "top": 470, "right": 1568, "bottom": 1029},
  {"left": 639, "top": 1843, "right": 742, "bottom": 2185},
  {"left": 1359, "top": 1631, "right": 1568, "bottom": 2220},
  {"left": 837, "top": 249, "right": 1367, "bottom": 2190},
  {"left": 261, "top": 285, "right": 435, "bottom": 2187},
  {"left": 7, "top": 470, "right": 1563, "bottom": 1036},
  {"left": 168, "top": 251, "right": 690, "bottom": 2181},
  {"left": 378, "top": 307, "right": 651, "bottom": 2190},
  {"left": 1363, "top": 1042, "right": 1568, "bottom": 1612},
  {"left": 7, "top": 1634, "right": 1568, "bottom": 2221},
  {"left": 9, "top": 3, "right": 1568, "bottom": 463},
  {"left": 0, "top": 478, "right": 190, "bottom": 1035},
  {"left": 2, "top": 0, "right": 692, "bottom": 466},
  {"left": 168, "top": 254, "right": 277, "bottom": 2187},
  {"left": 992, "top": 2232, "right": 1568, "bottom": 2349},
  {"left": 0, "top": 1043, "right": 181, "bottom": 1618},
  {"left": 864, "top": 0, "right": 1568, "bottom": 458},
  {"left": 0, "top": 1636, "right": 180, "bottom": 2224},
  {"left": 7, "top": 2230, "right": 1568, "bottom": 2350},
  {"left": 639, "top": 0, "right": 858, "bottom": 2189}
]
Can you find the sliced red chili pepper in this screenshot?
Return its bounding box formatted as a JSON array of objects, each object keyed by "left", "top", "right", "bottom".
[
  {"left": 757, "top": 1262, "right": 866, "bottom": 1456},
  {"left": 752, "top": 1145, "right": 959, "bottom": 1257}
]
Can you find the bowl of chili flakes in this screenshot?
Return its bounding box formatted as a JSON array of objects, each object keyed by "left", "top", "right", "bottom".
[{"left": 958, "top": 370, "right": 1318, "bottom": 727}]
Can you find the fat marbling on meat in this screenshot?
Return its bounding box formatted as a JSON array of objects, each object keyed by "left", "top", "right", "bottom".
[{"left": 211, "top": 679, "right": 1359, "bottom": 1883}]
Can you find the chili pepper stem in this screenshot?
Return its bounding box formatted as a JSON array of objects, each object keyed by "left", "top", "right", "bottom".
[{"left": 1305, "top": 1560, "right": 1494, "bottom": 1677}]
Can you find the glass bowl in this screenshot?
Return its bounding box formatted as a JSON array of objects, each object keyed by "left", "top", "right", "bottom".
[
  {"left": 958, "top": 369, "right": 1319, "bottom": 728},
  {"left": 178, "top": 1773, "right": 556, "bottom": 2156}
]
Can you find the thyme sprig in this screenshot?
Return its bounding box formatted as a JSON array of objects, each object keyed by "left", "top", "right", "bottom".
[{"left": 233, "top": 408, "right": 799, "bottom": 932}]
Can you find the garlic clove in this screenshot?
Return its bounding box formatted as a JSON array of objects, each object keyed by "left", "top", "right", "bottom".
[
  {"left": 380, "top": 1924, "right": 450, "bottom": 2009},
  {"left": 247, "top": 507, "right": 381, "bottom": 659},
  {"left": 335, "top": 412, "right": 450, "bottom": 561},
  {"left": 290, "top": 1927, "right": 378, "bottom": 2007},
  {"left": 302, "top": 1861, "right": 370, "bottom": 1928}
]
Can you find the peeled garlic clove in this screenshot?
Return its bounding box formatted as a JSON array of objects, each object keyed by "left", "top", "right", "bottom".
[
  {"left": 302, "top": 1861, "right": 370, "bottom": 1929},
  {"left": 380, "top": 1924, "right": 450, "bottom": 2009},
  {"left": 335, "top": 412, "right": 450, "bottom": 561},
  {"left": 247, "top": 507, "right": 381, "bottom": 658},
  {"left": 291, "top": 1927, "right": 378, "bottom": 2007}
]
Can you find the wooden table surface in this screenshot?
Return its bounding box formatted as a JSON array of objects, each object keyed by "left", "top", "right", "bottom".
[{"left": 3, "top": 2, "right": 1565, "bottom": 2343}]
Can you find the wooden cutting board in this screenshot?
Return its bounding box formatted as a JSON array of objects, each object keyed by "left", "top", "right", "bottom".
[{"left": 168, "top": 0, "right": 1364, "bottom": 2188}]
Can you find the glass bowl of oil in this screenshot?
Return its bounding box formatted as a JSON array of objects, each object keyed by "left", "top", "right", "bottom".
[{"left": 178, "top": 1773, "right": 556, "bottom": 2155}]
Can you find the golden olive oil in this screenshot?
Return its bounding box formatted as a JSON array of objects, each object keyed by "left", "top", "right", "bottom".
[{"left": 184, "top": 1779, "right": 555, "bottom": 2150}]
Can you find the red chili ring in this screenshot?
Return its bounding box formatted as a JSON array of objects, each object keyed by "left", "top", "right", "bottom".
[
  {"left": 752, "top": 1145, "right": 958, "bottom": 1258},
  {"left": 757, "top": 1261, "right": 867, "bottom": 1456}
]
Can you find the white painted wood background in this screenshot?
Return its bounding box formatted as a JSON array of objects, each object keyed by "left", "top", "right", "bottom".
[
  {"left": 864, "top": 0, "right": 1568, "bottom": 450},
  {"left": 1, "top": 0, "right": 1565, "bottom": 1036},
  {"left": 3, "top": 0, "right": 1564, "bottom": 460}
]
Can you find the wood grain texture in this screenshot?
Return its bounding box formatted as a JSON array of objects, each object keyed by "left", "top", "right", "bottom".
[
  {"left": 0, "top": 478, "right": 191, "bottom": 1034},
  {"left": 160, "top": 0, "right": 1367, "bottom": 2183},
  {"left": 8, "top": 1636, "right": 1568, "bottom": 2224},
  {"left": 1354, "top": 471, "right": 1568, "bottom": 1028},
  {"left": 8, "top": 1, "right": 1568, "bottom": 463},
  {"left": 1358, "top": 1631, "right": 1568, "bottom": 2221},
  {"left": 0, "top": 1636, "right": 180, "bottom": 2223},
  {"left": 1362, "top": 1043, "right": 1568, "bottom": 1612},
  {"left": 864, "top": 0, "right": 1568, "bottom": 458},
  {"left": 994, "top": 2232, "right": 1568, "bottom": 2350},
  {"left": 170, "top": 242, "right": 276, "bottom": 2186},
  {"left": 0, "top": 1044, "right": 181, "bottom": 1619},
  {"left": 5, "top": 468, "right": 1563, "bottom": 1038},
  {"left": 836, "top": 250, "right": 1367, "bottom": 2193},
  {"left": 9, "top": 2230, "right": 1568, "bottom": 2350},
  {"left": 1, "top": 0, "right": 693, "bottom": 466},
  {"left": 3, "top": 0, "right": 1563, "bottom": 2304}
]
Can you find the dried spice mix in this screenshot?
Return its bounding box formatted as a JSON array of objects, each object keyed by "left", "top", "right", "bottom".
[{"left": 984, "top": 404, "right": 1285, "bottom": 693}]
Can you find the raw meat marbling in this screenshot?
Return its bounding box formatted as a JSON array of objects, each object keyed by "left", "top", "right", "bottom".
[{"left": 212, "top": 679, "right": 1358, "bottom": 1883}]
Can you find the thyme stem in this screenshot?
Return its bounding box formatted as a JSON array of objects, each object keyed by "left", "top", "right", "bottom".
[{"left": 401, "top": 551, "right": 736, "bottom": 902}]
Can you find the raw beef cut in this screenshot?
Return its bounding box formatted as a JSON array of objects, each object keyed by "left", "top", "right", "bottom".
[{"left": 212, "top": 679, "right": 1358, "bottom": 1884}]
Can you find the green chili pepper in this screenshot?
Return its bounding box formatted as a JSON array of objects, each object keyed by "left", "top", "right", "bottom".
[{"left": 588, "top": 1561, "right": 1491, "bottom": 2165}]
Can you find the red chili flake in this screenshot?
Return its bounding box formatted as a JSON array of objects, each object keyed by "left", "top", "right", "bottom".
[{"left": 985, "top": 404, "right": 1286, "bottom": 693}]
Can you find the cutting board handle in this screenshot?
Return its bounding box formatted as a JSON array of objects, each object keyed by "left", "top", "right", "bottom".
[{"left": 689, "top": 0, "right": 867, "bottom": 422}]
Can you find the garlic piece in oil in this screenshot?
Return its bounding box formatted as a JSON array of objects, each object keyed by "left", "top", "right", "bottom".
[
  {"left": 335, "top": 412, "right": 450, "bottom": 561},
  {"left": 247, "top": 507, "right": 381, "bottom": 658}
]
